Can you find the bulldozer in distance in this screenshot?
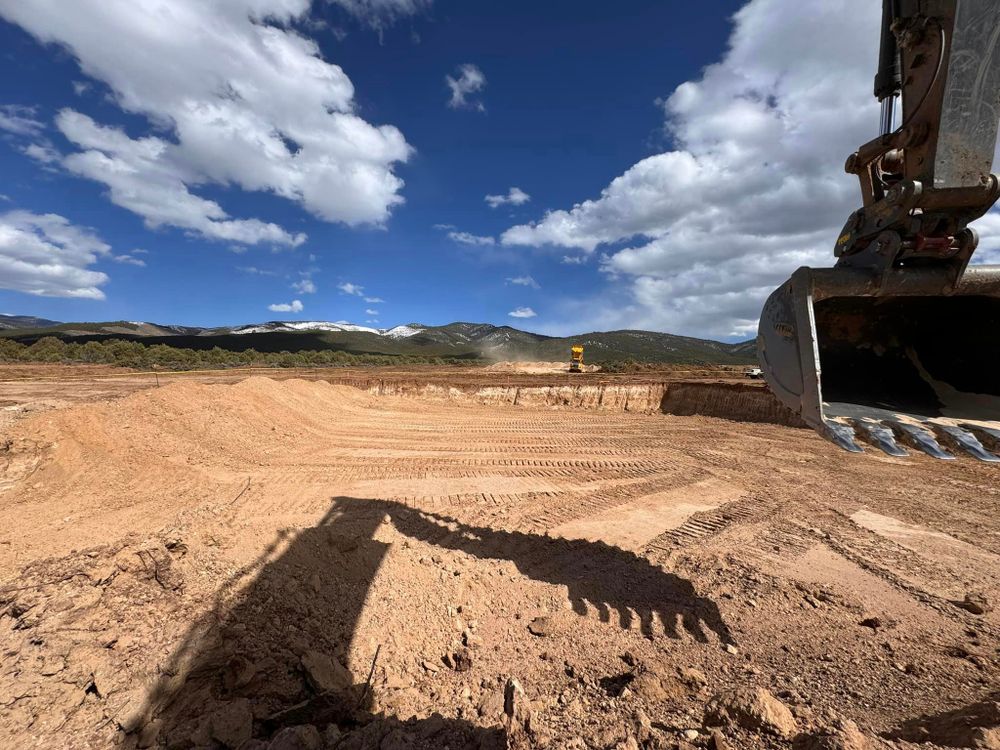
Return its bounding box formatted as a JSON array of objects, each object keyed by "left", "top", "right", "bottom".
[{"left": 758, "top": 0, "right": 1000, "bottom": 461}]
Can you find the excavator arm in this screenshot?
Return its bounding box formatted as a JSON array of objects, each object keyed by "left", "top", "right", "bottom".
[{"left": 758, "top": 0, "right": 1000, "bottom": 460}]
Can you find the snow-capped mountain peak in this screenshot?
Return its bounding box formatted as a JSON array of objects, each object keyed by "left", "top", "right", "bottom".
[{"left": 229, "top": 320, "right": 424, "bottom": 338}]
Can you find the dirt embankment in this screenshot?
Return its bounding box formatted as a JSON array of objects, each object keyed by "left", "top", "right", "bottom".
[
  {"left": 360, "top": 379, "right": 805, "bottom": 427},
  {"left": 661, "top": 381, "right": 807, "bottom": 428},
  {"left": 365, "top": 381, "right": 669, "bottom": 413}
]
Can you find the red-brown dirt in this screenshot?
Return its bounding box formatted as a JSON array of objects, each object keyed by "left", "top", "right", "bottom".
[{"left": 0, "top": 367, "right": 997, "bottom": 750}]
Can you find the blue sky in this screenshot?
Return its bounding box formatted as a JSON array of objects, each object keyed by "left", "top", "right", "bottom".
[{"left": 6, "top": 0, "right": 977, "bottom": 341}]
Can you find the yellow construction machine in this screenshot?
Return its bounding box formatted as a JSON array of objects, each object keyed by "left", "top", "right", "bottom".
[
  {"left": 569, "top": 345, "right": 584, "bottom": 373},
  {"left": 758, "top": 0, "right": 1000, "bottom": 461}
]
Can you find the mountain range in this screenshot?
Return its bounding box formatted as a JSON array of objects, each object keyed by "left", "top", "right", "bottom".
[{"left": 0, "top": 316, "right": 757, "bottom": 364}]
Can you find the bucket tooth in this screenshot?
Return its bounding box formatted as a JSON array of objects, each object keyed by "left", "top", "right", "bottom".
[
  {"left": 853, "top": 420, "right": 909, "bottom": 457},
  {"left": 822, "top": 419, "right": 864, "bottom": 453},
  {"left": 938, "top": 425, "right": 1000, "bottom": 463},
  {"left": 895, "top": 423, "right": 955, "bottom": 460}
]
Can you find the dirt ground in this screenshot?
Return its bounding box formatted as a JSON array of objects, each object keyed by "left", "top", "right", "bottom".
[{"left": 0, "top": 364, "right": 997, "bottom": 750}]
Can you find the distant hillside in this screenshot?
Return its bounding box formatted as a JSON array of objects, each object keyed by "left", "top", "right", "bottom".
[
  {"left": 0, "top": 317, "right": 756, "bottom": 364},
  {"left": 0, "top": 314, "right": 61, "bottom": 330}
]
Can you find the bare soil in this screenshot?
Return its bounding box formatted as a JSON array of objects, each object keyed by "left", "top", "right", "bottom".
[{"left": 0, "top": 365, "right": 997, "bottom": 750}]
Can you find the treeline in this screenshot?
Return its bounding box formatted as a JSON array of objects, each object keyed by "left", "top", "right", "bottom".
[{"left": 0, "top": 336, "right": 459, "bottom": 370}]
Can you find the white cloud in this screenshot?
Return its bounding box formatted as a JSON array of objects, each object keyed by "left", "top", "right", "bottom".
[
  {"left": 0, "top": 0, "right": 412, "bottom": 245},
  {"left": 446, "top": 64, "right": 486, "bottom": 111},
  {"left": 448, "top": 230, "right": 495, "bottom": 246},
  {"left": 485, "top": 187, "right": 530, "bottom": 209},
  {"left": 561, "top": 255, "right": 587, "bottom": 265},
  {"left": 338, "top": 281, "right": 364, "bottom": 295},
  {"left": 0, "top": 105, "right": 44, "bottom": 137},
  {"left": 329, "top": 0, "right": 430, "bottom": 30},
  {"left": 238, "top": 265, "right": 278, "bottom": 276},
  {"left": 54, "top": 110, "right": 306, "bottom": 247},
  {"left": 365, "top": 307, "right": 379, "bottom": 315},
  {"left": 0, "top": 210, "right": 110, "bottom": 299},
  {"left": 112, "top": 253, "right": 146, "bottom": 267},
  {"left": 72, "top": 80, "right": 91, "bottom": 97},
  {"left": 22, "top": 141, "right": 61, "bottom": 164},
  {"left": 0, "top": 194, "right": 10, "bottom": 202},
  {"left": 506, "top": 275, "right": 539, "bottom": 289},
  {"left": 508, "top": 306, "right": 536, "bottom": 319},
  {"left": 292, "top": 277, "right": 317, "bottom": 294},
  {"left": 363, "top": 295, "right": 384, "bottom": 303},
  {"left": 501, "top": 0, "right": 885, "bottom": 338},
  {"left": 268, "top": 299, "right": 304, "bottom": 313}
]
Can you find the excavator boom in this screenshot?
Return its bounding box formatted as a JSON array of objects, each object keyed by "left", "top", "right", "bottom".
[{"left": 758, "top": 0, "right": 1000, "bottom": 460}]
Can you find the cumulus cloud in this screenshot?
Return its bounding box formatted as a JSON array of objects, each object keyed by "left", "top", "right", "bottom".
[
  {"left": 338, "top": 281, "right": 364, "bottom": 295},
  {"left": 365, "top": 307, "right": 379, "bottom": 315},
  {"left": 0, "top": 104, "right": 44, "bottom": 137},
  {"left": 112, "top": 253, "right": 146, "bottom": 267},
  {"left": 292, "top": 277, "right": 317, "bottom": 294},
  {"left": 0, "top": 0, "right": 412, "bottom": 245},
  {"left": 0, "top": 210, "right": 110, "bottom": 299},
  {"left": 506, "top": 275, "right": 539, "bottom": 289},
  {"left": 485, "top": 187, "right": 530, "bottom": 209},
  {"left": 448, "top": 230, "right": 495, "bottom": 246},
  {"left": 501, "top": 0, "right": 886, "bottom": 338},
  {"left": 446, "top": 64, "right": 486, "bottom": 111},
  {"left": 268, "top": 299, "right": 304, "bottom": 313},
  {"left": 508, "top": 306, "right": 536, "bottom": 319}
]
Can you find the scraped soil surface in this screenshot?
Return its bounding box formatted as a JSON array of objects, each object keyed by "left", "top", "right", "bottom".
[{"left": 0, "top": 370, "right": 998, "bottom": 750}]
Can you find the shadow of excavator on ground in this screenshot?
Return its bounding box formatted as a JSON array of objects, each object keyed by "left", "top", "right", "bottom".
[{"left": 137, "top": 496, "right": 729, "bottom": 749}]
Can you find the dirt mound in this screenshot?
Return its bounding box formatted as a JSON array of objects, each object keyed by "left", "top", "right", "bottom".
[{"left": 483, "top": 361, "right": 600, "bottom": 374}]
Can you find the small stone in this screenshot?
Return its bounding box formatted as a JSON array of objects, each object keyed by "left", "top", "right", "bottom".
[
  {"left": 804, "top": 595, "right": 821, "bottom": 608},
  {"left": 452, "top": 648, "right": 473, "bottom": 672},
  {"left": 858, "top": 617, "right": 882, "bottom": 631},
  {"left": 956, "top": 593, "right": 992, "bottom": 616},
  {"left": 705, "top": 687, "right": 798, "bottom": 738},
  {"left": 724, "top": 644, "right": 739, "bottom": 655},
  {"left": 301, "top": 651, "right": 352, "bottom": 695},
  {"left": 223, "top": 656, "right": 257, "bottom": 691},
  {"left": 504, "top": 678, "right": 531, "bottom": 734},
  {"left": 791, "top": 718, "right": 870, "bottom": 750},
  {"left": 421, "top": 659, "right": 441, "bottom": 673},
  {"left": 684, "top": 729, "right": 700, "bottom": 740},
  {"left": 527, "top": 616, "right": 552, "bottom": 637}
]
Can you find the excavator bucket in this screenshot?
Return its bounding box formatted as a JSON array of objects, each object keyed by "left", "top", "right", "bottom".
[
  {"left": 757, "top": 0, "right": 1000, "bottom": 460},
  {"left": 758, "top": 266, "right": 1000, "bottom": 460}
]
